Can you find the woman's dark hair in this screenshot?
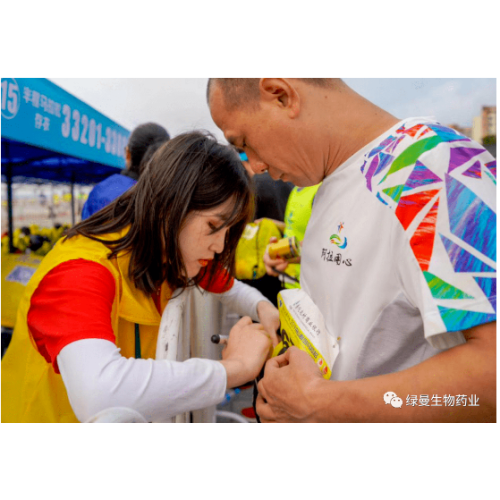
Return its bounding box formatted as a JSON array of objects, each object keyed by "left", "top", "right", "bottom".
[
  {"left": 66, "top": 131, "right": 253, "bottom": 295},
  {"left": 127, "top": 122, "right": 170, "bottom": 175},
  {"left": 138, "top": 140, "right": 167, "bottom": 176}
]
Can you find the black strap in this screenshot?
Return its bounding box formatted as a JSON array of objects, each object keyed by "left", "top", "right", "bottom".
[
  {"left": 271, "top": 266, "right": 300, "bottom": 284},
  {"left": 134, "top": 323, "right": 141, "bottom": 359}
]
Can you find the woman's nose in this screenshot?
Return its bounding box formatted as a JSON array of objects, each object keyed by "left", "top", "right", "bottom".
[{"left": 211, "top": 229, "right": 227, "bottom": 254}]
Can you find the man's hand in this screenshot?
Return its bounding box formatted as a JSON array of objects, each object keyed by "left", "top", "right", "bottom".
[
  {"left": 219, "top": 316, "right": 271, "bottom": 389},
  {"left": 257, "top": 322, "right": 496, "bottom": 423},
  {"left": 256, "top": 346, "right": 325, "bottom": 422},
  {"left": 257, "top": 300, "right": 280, "bottom": 347},
  {"left": 263, "top": 237, "right": 290, "bottom": 277}
]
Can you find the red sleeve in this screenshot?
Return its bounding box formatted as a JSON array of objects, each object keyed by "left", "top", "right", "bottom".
[
  {"left": 197, "top": 260, "right": 234, "bottom": 294},
  {"left": 27, "top": 259, "right": 116, "bottom": 373}
]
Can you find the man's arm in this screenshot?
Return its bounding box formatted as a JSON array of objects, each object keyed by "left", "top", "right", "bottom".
[{"left": 256, "top": 321, "right": 496, "bottom": 422}]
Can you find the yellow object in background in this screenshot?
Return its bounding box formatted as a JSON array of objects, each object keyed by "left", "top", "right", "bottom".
[
  {"left": 235, "top": 218, "right": 282, "bottom": 280},
  {"left": 282, "top": 184, "right": 321, "bottom": 288},
  {"left": 1, "top": 235, "right": 10, "bottom": 254},
  {"left": 1, "top": 253, "right": 42, "bottom": 328},
  {"left": 12, "top": 228, "right": 30, "bottom": 253},
  {"left": 2, "top": 224, "right": 69, "bottom": 256},
  {"left": 1, "top": 223, "right": 72, "bottom": 329},
  {"left": 267, "top": 236, "right": 301, "bottom": 260}
]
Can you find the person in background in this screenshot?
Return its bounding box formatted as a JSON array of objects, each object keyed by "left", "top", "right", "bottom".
[
  {"left": 81, "top": 122, "right": 170, "bottom": 220},
  {"left": 263, "top": 183, "right": 321, "bottom": 289},
  {"left": 208, "top": 78, "right": 496, "bottom": 423},
  {"left": 237, "top": 149, "right": 293, "bottom": 305},
  {"left": 1, "top": 132, "right": 278, "bottom": 423}
]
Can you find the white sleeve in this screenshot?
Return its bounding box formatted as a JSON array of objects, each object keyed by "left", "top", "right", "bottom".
[
  {"left": 57, "top": 339, "right": 227, "bottom": 423},
  {"left": 216, "top": 279, "right": 272, "bottom": 321}
]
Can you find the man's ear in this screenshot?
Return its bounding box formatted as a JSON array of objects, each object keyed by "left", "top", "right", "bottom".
[{"left": 258, "top": 78, "right": 300, "bottom": 118}]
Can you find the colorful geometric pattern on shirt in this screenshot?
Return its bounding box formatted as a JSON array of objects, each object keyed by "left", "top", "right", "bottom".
[
  {"left": 360, "top": 121, "right": 496, "bottom": 332},
  {"left": 484, "top": 161, "right": 497, "bottom": 184}
]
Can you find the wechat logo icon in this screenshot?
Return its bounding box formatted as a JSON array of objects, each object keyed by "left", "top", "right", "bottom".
[{"left": 384, "top": 391, "right": 403, "bottom": 409}]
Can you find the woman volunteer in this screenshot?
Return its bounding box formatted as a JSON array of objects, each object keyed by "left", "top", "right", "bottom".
[{"left": 1, "top": 132, "right": 277, "bottom": 423}]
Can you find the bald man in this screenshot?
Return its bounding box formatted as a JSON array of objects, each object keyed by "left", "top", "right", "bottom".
[{"left": 208, "top": 79, "right": 496, "bottom": 423}]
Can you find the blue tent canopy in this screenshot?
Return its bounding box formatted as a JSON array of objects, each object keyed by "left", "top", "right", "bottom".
[
  {"left": 1, "top": 137, "right": 123, "bottom": 185},
  {"left": 2, "top": 78, "right": 130, "bottom": 251},
  {"left": 2, "top": 78, "right": 130, "bottom": 185}
]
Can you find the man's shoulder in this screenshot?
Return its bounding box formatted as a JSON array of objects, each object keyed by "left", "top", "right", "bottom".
[{"left": 360, "top": 119, "right": 494, "bottom": 203}]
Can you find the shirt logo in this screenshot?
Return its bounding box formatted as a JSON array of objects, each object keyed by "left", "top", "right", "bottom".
[{"left": 329, "top": 222, "right": 347, "bottom": 249}]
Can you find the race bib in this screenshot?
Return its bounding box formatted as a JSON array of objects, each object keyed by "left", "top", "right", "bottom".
[{"left": 273, "top": 289, "right": 339, "bottom": 379}]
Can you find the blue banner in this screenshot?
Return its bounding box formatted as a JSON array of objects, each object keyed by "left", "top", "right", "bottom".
[{"left": 1, "top": 78, "right": 130, "bottom": 169}]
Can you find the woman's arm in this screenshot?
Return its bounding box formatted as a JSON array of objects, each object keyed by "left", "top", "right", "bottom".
[
  {"left": 58, "top": 339, "right": 227, "bottom": 423},
  {"left": 33, "top": 260, "right": 271, "bottom": 422},
  {"left": 216, "top": 278, "right": 271, "bottom": 321},
  {"left": 59, "top": 316, "right": 271, "bottom": 422}
]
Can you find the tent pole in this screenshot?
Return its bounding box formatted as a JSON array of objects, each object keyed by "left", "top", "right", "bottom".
[
  {"left": 7, "top": 165, "right": 15, "bottom": 253},
  {"left": 5, "top": 145, "right": 15, "bottom": 253},
  {"left": 70, "top": 174, "right": 75, "bottom": 226}
]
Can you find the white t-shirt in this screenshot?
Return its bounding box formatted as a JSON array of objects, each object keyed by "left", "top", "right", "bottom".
[{"left": 301, "top": 118, "right": 496, "bottom": 381}]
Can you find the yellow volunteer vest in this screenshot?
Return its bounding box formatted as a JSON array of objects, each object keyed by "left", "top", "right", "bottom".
[
  {"left": 1, "top": 230, "right": 172, "bottom": 423},
  {"left": 1, "top": 253, "right": 43, "bottom": 329},
  {"left": 283, "top": 184, "right": 321, "bottom": 289}
]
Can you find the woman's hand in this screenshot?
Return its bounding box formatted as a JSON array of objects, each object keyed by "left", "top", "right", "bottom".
[
  {"left": 257, "top": 300, "right": 281, "bottom": 347},
  {"left": 219, "top": 316, "right": 272, "bottom": 388}
]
